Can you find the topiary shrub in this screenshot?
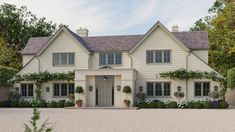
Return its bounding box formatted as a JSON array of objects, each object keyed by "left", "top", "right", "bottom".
[
  {"left": 11, "top": 100, "right": 18, "bottom": 107},
  {"left": 49, "top": 101, "right": 57, "bottom": 108},
  {"left": 38, "top": 100, "right": 47, "bottom": 108},
  {"left": 210, "top": 101, "right": 220, "bottom": 109},
  {"left": 168, "top": 101, "right": 177, "bottom": 108},
  {"left": 138, "top": 101, "right": 148, "bottom": 108},
  {"left": 64, "top": 101, "right": 74, "bottom": 107},
  {"left": 186, "top": 101, "right": 194, "bottom": 108},
  {"left": 220, "top": 101, "right": 229, "bottom": 109},
  {"left": 157, "top": 101, "right": 165, "bottom": 108},
  {"left": 122, "top": 86, "right": 131, "bottom": 94},
  {"left": 202, "top": 101, "right": 210, "bottom": 109},
  {"left": 57, "top": 100, "right": 66, "bottom": 108},
  {"left": 194, "top": 101, "right": 203, "bottom": 109},
  {"left": 174, "top": 91, "right": 184, "bottom": 102},
  {"left": 75, "top": 86, "right": 84, "bottom": 94},
  {"left": 148, "top": 102, "right": 158, "bottom": 108},
  {"left": 227, "top": 67, "right": 235, "bottom": 89}
]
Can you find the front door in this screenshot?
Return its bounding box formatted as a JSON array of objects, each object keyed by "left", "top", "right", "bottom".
[{"left": 95, "top": 76, "right": 114, "bottom": 106}]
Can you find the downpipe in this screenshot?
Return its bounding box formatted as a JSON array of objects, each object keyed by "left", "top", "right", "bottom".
[{"left": 186, "top": 51, "right": 191, "bottom": 101}]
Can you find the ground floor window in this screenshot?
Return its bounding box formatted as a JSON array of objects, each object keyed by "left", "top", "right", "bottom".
[
  {"left": 53, "top": 83, "right": 74, "bottom": 97},
  {"left": 146, "top": 82, "right": 171, "bottom": 97},
  {"left": 194, "top": 82, "right": 210, "bottom": 97},
  {"left": 21, "top": 83, "right": 34, "bottom": 97}
]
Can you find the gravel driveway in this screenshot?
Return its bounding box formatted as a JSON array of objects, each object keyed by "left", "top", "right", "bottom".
[{"left": 0, "top": 108, "right": 235, "bottom": 132}]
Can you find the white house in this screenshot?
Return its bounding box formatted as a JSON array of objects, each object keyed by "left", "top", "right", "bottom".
[{"left": 14, "top": 21, "right": 221, "bottom": 107}]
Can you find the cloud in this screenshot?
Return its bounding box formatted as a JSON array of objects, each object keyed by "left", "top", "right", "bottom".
[{"left": 0, "top": 0, "right": 214, "bottom": 35}]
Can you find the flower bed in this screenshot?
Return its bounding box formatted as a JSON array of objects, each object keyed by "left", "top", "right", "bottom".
[{"left": 137, "top": 99, "right": 229, "bottom": 109}]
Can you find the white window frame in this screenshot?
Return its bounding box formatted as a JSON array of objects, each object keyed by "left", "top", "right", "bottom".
[
  {"left": 146, "top": 82, "right": 171, "bottom": 97},
  {"left": 20, "top": 83, "right": 34, "bottom": 97},
  {"left": 146, "top": 50, "right": 171, "bottom": 64},
  {"left": 99, "top": 52, "right": 122, "bottom": 66},
  {"left": 194, "top": 82, "right": 210, "bottom": 97},
  {"left": 53, "top": 83, "right": 74, "bottom": 97},
  {"left": 52, "top": 52, "right": 75, "bottom": 66}
]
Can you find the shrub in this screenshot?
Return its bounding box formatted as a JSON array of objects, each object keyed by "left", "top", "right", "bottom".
[
  {"left": 65, "top": 101, "right": 74, "bottom": 107},
  {"left": 202, "top": 101, "right": 210, "bottom": 109},
  {"left": 136, "top": 92, "right": 146, "bottom": 101},
  {"left": 75, "top": 86, "right": 84, "bottom": 93},
  {"left": 220, "top": 101, "right": 229, "bottom": 109},
  {"left": 186, "top": 101, "right": 194, "bottom": 108},
  {"left": 57, "top": 100, "right": 66, "bottom": 108},
  {"left": 210, "top": 101, "right": 220, "bottom": 108},
  {"left": 69, "top": 94, "right": 75, "bottom": 102},
  {"left": 208, "top": 91, "right": 220, "bottom": 100},
  {"left": 148, "top": 102, "right": 158, "bottom": 108},
  {"left": 178, "top": 101, "right": 187, "bottom": 109},
  {"left": 49, "top": 101, "right": 57, "bottom": 108},
  {"left": 157, "top": 101, "right": 165, "bottom": 108},
  {"left": 168, "top": 101, "right": 177, "bottom": 108},
  {"left": 194, "top": 101, "right": 203, "bottom": 109},
  {"left": 174, "top": 91, "right": 184, "bottom": 101},
  {"left": 122, "top": 86, "right": 131, "bottom": 94},
  {"left": 18, "top": 100, "right": 27, "bottom": 108},
  {"left": 25, "top": 101, "right": 31, "bottom": 107},
  {"left": 227, "top": 67, "right": 235, "bottom": 89},
  {"left": 38, "top": 100, "right": 47, "bottom": 108},
  {"left": 138, "top": 101, "right": 148, "bottom": 108}
]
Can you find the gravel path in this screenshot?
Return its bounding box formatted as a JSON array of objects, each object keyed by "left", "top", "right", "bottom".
[{"left": 0, "top": 108, "right": 235, "bottom": 132}]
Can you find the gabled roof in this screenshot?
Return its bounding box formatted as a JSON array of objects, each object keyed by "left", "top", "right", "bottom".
[{"left": 21, "top": 21, "right": 209, "bottom": 55}]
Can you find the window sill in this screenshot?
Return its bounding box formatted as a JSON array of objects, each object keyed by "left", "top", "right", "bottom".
[
  {"left": 147, "top": 96, "right": 171, "bottom": 98},
  {"left": 146, "top": 62, "right": 172, "bottom": 65},
  {"left": 53, "top": 65, "right": 75, "bottom": 67}
]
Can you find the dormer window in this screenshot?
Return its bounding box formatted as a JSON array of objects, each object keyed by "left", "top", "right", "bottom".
[
  {"left": 99, "top": 52, "right": 122, "bottom": 66},
  {"left": 147, "top": 50, "right": 171, "bottom": 64},
  {"left": 53, "top": 52, "right": 75, "bottom": 66}
]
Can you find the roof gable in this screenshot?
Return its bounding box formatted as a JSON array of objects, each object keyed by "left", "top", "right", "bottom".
[{"left": 129, "top": 21, "right": 190, "bottom": 53}]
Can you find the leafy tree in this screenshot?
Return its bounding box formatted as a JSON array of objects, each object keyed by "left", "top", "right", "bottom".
[{"left": 190, "top": 0, "right": 235, "bottom": 75}]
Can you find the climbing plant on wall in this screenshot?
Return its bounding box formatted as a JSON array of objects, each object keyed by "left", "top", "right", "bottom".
[{"left": 10, "top": 71, "right": 75, "bottom": 100}]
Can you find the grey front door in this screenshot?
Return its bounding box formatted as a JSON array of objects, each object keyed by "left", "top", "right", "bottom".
[{"left": 95, "top": 76, "right": 114, "bottom": 106}]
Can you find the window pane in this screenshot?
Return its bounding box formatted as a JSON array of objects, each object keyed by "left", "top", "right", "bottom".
[
  {"left": 61, "top": 53, "right": 67, "bottom": 65},
  {"left": 54, "top": 84, "right": 60, "bottom": 96},
  {"left": 28, "top": 84, "right": 34, "bottom": 97},
  {"left": 155, "top": 51, "right": 162, "bottom": 63},
  {"left": 203, "top": 82, "right": 210, "bottom": 96},
  {"left": 69, "top": 83, "right": 75, "bottom": 94},
  {"left": 147, "top": 51, "right": 154, "bottom": 63},
  {"left": 68, "top": 53, "right": 75, "bottom": 65},
  {"left": 115, "top": 53, "right": 122, "bottom": 64},
  {"left": 195, "top": 83, "right": 202, "bottom": 96},
  {"left": 163, "top": 83, "right": 170, "bottom": 96},
  {"left": 99, "top": 53, "right": 106, "bottom": 65},
  {"left": 164, "top": 51, "right": 170, "bottom": 63},
  {"left": 53, "top": 53, "right": 60, "bottom": 66},
  {"left": 155, "top": 83, "right": 162, "bottom": 96},
  {"left": 108, "top": 53, "right": 114, "bottom": 64},
  {"left": 21, "top": 84, "right": 27, "bottom": 96},
  {"left": 61, "top": 83, "right": 68, "bottom": 96},
  {"left": 147, "top": 83, "right": 154, "bottom": 96}
]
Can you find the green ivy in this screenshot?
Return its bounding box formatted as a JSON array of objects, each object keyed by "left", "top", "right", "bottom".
[
  {"left": 10, "top": 71, "right": 75, "bottom": 100},
  {"left": 227, "top": 67, "right": 235, "bottom": 89},
  {"left": 0, "top": 66, "right": 18, "bottom": 86}
]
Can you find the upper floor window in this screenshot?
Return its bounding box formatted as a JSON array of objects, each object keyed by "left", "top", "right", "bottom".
[
  {"left": 194, "top": 82, "right": 210, "bottom": 97},
  {"left": 146, "top": 82, "right": 171, "bottom": 97},
  {"left": 99, "top": 53, "right": 122, "bottom": 65},
  {"left": 53, "top": 53, "right": 75, "bottom": 66},
  {"left": 147, "top": 50, "right": 171, "bottom": 64},
  {"left": 21, "top": 83, "right": 34, "bottom": 97}
]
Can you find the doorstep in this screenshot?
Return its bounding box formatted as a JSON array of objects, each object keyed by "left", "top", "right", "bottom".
[{"left": 64, "top": 106, "right": 139, "bottom": 110}]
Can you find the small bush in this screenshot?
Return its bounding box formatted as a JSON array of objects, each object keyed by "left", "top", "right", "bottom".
[
  {"left": 157, "top": 101, "right": 165, "bottom": 108},
  {"left": 18, "top": 100, "right": 26, "bottom": 108},
  {"left": 57, "top": 100, "right": 66, "bottom": 108},
  {"left": 186, "top": 101, "right": 194, "bottom": 108},
  {"left": 210, "top": 101, "right": 220, "bottom": 108},
  {"left": 25, "top": 101, "right": 31, "bottom": 107},
  {"left": 65, "top": 101, "right": 74, "bottom": 107},
  {"left": 203, "top": 101, "right": 210, "bottom": 109},
  {"left": 49, "top": 101, "right": 57, "bottom": 108},
  {"left": 220, "top": 101, "right": 229, "bottom": 109},
  {"left": 138, "top": 101, "right": 148, "bottom": 108},
  {"left": 39, "top": 100, "right": 47, "bottom": 108},
  {"left": 168, "top": 101, "right": 177, "bottom": 108},
  {"left": 194, "top": 101, "right": 203, "bottom": 109},
  {"left": 148, "top": 102, "right": 158, "bottom": 108},
  {"left": 123, "top": 86, "right": 131, "bottom": 94},
  {"left": 11, "top": 100, "right": 18, "bottom": 107},
  {"left": 75, "top": 86, "right": 84, "bottom": 93}
]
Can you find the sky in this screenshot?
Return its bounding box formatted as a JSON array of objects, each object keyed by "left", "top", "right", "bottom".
[{"left": 0, "top": 0, "right": 215, "bottom": 36}]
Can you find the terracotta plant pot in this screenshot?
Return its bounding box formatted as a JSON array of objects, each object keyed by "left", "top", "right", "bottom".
[
  {"left": 124, "top": 100, "right": 130, "bottom": 107},
  {"left": 76, "top": 100, "right": 82, "bottom": 107}
]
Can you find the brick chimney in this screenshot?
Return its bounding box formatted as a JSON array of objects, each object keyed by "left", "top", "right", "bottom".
[
  {"left": 76, "top": 27, "right": 89, "bottom": 37},
  {"left": 172, "top": 25, "right": 179, "bottom": 32}
]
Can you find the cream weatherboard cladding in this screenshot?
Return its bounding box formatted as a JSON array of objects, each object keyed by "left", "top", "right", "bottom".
[{"left": 14, "top": 21, "right": 221, "bottom": 107}]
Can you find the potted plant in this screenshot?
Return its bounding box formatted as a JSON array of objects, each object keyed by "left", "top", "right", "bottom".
[
  {"left": 75, "top": 86, "right": 84, "bottom": 107},
  {"left": 123, "top": 86, "right": 131, "bottom": 107},
  {"left": 174, "top": 91, "right": 184, "bottom": 102}
]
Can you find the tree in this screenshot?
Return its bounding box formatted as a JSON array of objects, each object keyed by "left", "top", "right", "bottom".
[{"left": 190, "top": 0, "right": 235, "bottom": 76}]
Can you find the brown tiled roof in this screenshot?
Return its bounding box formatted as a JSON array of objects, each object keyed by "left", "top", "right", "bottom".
[{"left": 21, "top": 30, "right": 209, "bottom": 54}]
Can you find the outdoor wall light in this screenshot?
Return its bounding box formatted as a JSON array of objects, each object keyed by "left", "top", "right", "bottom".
[
  {"left": 139, "top": 86, "right": 143, "bottom": 92},
  {"left": 214, "top": 86, "right": 218, "bottom": 91},
  {"left": 177, "top": 86, "right": 182, "bottom": 91},
  {"left": 117, "top": 85, "right": 121, "bottom": 91},
  {"left": 46, "top": 87, "right": 50, "bottom": 92},
  {"left": 89, "top": 86, "right": 93, "bottom": 91},
  {"left": 15, "top": 87, "right": 19, "bottom": 92}
]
